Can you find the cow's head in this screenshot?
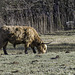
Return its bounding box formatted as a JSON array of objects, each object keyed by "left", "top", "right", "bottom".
[{"left": 37, "top": 43, "right": 47, "bottom": 53}]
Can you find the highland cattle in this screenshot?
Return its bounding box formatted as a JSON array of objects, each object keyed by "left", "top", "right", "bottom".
[{"left": 0, "top": 25, "right": 47, "bottom": 55}]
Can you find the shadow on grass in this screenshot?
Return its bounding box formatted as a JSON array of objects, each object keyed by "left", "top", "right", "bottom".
[
  {"left": 47, "top": 43, "right": 75, "bottom": 52},
  {"left": 1, "top": 43, "right": 75, "bottom": 53}
]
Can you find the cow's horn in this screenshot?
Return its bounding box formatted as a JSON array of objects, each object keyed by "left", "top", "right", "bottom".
[{"left": 44, "top": 41, "right": 53, "bottom": 44}]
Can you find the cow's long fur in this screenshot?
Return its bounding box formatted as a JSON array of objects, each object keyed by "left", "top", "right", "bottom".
[{"left": 0, "top": 25, "right": 47, "bottom": 55}]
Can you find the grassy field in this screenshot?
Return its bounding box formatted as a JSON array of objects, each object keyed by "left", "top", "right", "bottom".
[{"left": 0, "top": 31, "right": 75, "bottom": 75}]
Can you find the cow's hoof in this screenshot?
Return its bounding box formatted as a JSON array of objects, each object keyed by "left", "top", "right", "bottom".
[
  {"left": 5, "top": 53, "right": 8, "bottom": 55},
  {"left": 25, "top": 52, "right": 28, "bottom": 54},
  {"left": 33, "top": 51, "right": 36, "bottom": 54}
]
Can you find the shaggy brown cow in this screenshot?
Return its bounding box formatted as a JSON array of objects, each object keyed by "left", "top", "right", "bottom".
[{"left": 0, "top": 25, "right": 47, "bottom": 55}]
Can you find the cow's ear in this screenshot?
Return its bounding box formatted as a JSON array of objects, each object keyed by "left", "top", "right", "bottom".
[
  {"left": 16, "top": 28, "right": 19, "bottom": 31},
  {"left": 38, "top": 43, "right": 41, "bottom": 46},
  {"left": 38, "top": 42, "right": 44, "bottom": 46},
  {"left": 41, "top": 43, "right": 45, "bottom": 45}
]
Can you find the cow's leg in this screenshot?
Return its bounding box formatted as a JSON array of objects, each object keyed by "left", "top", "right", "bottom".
[
  {"left": 24, "top": 43, "right": 29, "bottom": 54},
  {"left": 3, "top": 42, "right": 8, "bottom": 55},
  {"left": 25, "top": 47, "right": 28, "bottom": 54},
  {"left": 24, "top": 42, "right": 32, "bottom": 54},
  {"left": 31, "top": 46, "right": 36, "bottom": 54}
]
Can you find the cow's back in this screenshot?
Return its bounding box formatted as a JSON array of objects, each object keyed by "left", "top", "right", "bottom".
[{"left": 1, "top": 25, "right": 40, "bottom": 45}]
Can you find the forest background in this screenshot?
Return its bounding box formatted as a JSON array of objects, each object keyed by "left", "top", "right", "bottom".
[{"left": 0, "top": 0, "right": 75, "bottom": 34}]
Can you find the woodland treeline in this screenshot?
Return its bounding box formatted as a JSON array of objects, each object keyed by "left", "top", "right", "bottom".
[{"left": 0, "top": 0, "right": 75, "bottom": 34}]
